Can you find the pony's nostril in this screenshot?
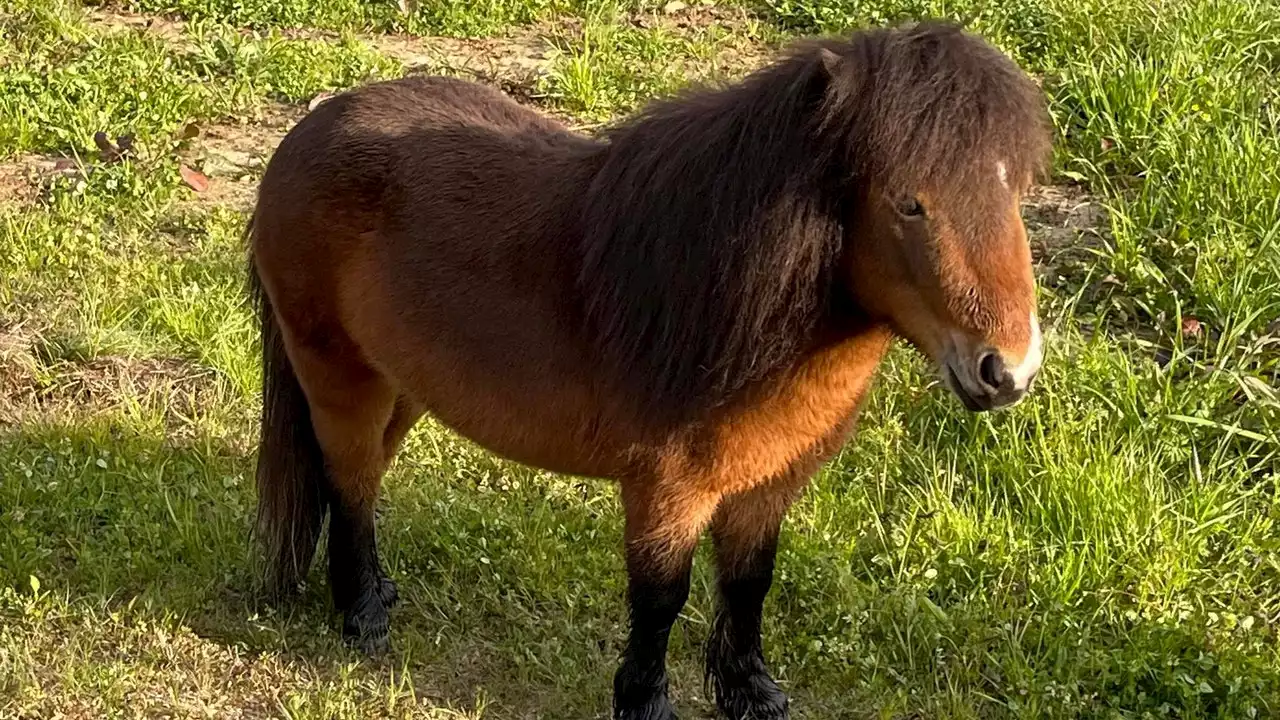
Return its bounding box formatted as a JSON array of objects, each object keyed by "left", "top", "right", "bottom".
[{"left": 978, "top": 352, "right": 1005, "bottom": 392}]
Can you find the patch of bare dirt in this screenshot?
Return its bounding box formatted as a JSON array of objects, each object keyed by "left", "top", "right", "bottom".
[
  {"left": 375, "top": 31, "right": 553, "bottom": 99},
  {"left": 1023, "top": 183, "right": 1109, "bottom": 250},
  {"left": 86, "top": 5, "right": 557, "bottom": 101},
  {"left": 0, "top": 157, "right": 38, "bottom": 205},
  {"left": 632, "top": 0, "right": 764, "bottom": 33},
  {"left": 84, "top": 5, "right": 195, "bottom": 51},
  {"left": 174, "top": 105, "right": 302, "bottom": 209},
  {"left": 0, "top": 116, "right": 294, "bottom": 212},
  {"left": 627, "top": 1, "right": 776, "bottom": 73},
  {"left": 56, "top": 355, "right": 214, "bottom": 410},
  {"left": 0, "top": 154, "right": 86, "bottom": 207},
  {"left": 705, "top": 38, "right": 773, "bottom": 79},
  {"left": 0, "top": 319, "right": 217, "bottom": 432},
  {"left": 1022, "top": 183, "right": 1110, "bottom": 289},
  {"left": 0, "top": 320, "right": 42, "bottom": 407},
  {"left": 1019, "top": 184, "right": 1186, "bottom": 363},
  {"left": 79, "top": 7, "right": 562, "bottom": 200}
]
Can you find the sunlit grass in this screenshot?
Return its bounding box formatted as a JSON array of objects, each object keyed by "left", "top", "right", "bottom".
[{"left": 0, "top": 0, "right": 1277, "bottom": 717}]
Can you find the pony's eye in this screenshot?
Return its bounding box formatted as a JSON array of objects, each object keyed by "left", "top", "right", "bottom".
[{"left": 896, "top": 197, "right": 925, "bottom": 218}]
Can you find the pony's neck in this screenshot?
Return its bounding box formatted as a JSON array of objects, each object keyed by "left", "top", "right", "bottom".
[{"left": 575, "top": 51, "right": 853, "bottom": 426}]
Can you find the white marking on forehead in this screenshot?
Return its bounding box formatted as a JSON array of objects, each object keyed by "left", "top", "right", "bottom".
[
  {"left": 1008, "top": 312, "right": 1042, "bottom": 390},
  {"left": 996, "top": 160, "right": 1009, "bottom": 189}
]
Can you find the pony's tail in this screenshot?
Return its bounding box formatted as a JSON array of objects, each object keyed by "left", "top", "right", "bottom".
[{"left": 249, "top": 219, "right": 328, "bottom": 598}]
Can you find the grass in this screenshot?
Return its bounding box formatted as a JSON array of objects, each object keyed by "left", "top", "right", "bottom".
[
  {"left": 0, "top": 0, "right": 1277, "bottom": 717},
  {"left": 108, "top": 0, "right": 668, "bottom": 38}
]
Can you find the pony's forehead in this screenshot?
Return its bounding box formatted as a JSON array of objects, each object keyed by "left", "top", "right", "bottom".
[{"left": 876, "top": 154, "right": 1031, "bottom": 200}]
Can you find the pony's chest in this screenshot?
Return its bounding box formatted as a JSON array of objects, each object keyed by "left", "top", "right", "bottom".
[{"left": 703, "top": 327, "right": 892, "bottom": 492}]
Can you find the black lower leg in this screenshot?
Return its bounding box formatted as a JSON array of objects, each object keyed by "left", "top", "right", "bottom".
[
  {"left": 707, "top": 533, "right": 788, "bottom": 720},
  {"left": 614, "top": 549, "right": 694, "bottom": 720},
  {"left": 328, "top": 498, "right": 395, "bottom": 655}
]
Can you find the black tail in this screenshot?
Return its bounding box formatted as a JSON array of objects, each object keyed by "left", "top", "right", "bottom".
[{"left": 248, "top": 221, "right": 328, "bottom": 598}]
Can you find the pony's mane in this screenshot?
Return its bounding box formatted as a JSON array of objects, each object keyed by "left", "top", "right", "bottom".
[{"left": 578, "top": 21, "right": 1051, "bottom": 427}]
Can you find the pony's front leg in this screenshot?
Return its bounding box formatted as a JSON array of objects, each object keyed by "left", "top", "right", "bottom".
[
  {"left": 705, "top": 476, "right": 808, "bottom": 720},
  {"left": 614, "top": 479, "right": 717, "bottom": 720}
]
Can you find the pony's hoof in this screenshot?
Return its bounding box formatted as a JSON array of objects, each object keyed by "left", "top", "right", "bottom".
[
  {"left": 614, "top": 667, "right": 677, "bottom": 720},
  {"left": 707, "top": 647, "right": 789, "bottom": 720},
  {"left": 714, "top": 671, "right": 788, "bottom": 720},
  {"left": 614, "top": 692, "right": 678, "bottom": 720},
  {"left": 345, "top": 624, "right": 390, "bottom": 656},
  {"left": 342, "top": 593, "right": 392, "bottom": 656}
]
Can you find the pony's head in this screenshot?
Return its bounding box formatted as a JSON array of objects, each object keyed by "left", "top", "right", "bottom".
[
  {"left": 825, "top": 23, "right": 1051, "bottom": 411},
  {"left": 581, "top": 21, "right": 1051, "bottom": 425}
]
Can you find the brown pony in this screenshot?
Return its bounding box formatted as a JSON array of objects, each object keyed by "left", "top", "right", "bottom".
[{"left": 248, "top": 21, "right": 1050, "bottom": 720}]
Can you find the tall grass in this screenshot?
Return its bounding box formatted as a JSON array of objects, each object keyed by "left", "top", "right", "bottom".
[{"left": 0, "top": 0, "right": 1277, "bottom": 717}]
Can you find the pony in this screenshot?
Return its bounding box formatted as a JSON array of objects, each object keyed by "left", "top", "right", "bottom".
[{"left": 247, "top": 20, "right": 1051, "bottom": 720}]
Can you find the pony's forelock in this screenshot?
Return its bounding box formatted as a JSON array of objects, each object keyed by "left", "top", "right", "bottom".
[{"left": 821, "top": 22, "right": 1052, "bottom": 195}]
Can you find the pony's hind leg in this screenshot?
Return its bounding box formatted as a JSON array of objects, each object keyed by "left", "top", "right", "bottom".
[
  {"left": 370, "top": 395, "right": 424, "bottom": 609},
  {"left": 290, "top": 343, "right": 408, "bottom": 655},
  {"left": 705, "top": 476, "right": 808, "bottom": 720},
  {"left": 614, "top": 478, "right": 719, "bottom": 720}
]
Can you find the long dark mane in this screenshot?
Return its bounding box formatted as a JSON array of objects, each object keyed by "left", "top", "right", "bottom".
[{"left": 579, "top": 21, "right": 1051, "bottom": 426}]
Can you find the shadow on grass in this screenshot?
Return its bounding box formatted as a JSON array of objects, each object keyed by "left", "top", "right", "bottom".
[{"left": 0, "top": 419, "right": 642, "bottom": 717}]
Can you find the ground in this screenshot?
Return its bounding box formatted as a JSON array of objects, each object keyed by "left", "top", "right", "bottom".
[{"left": 0, "top": 0, "right": 1277, "bottom": 718}]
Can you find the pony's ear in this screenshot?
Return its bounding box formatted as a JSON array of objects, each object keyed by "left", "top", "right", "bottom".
[
  {"left": 815, "top": 47, "right": 859, "bottom": 108},
  {"left": 819, "top": 48, "right": 844, "bottom": 77}
]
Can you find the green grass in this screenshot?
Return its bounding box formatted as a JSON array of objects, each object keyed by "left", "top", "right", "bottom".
[
  {"left": 108, "top": 0, "right": 669, "bottom": 37},
  {"left": 1, "top": 0, "right": 1278, "bottom": 717},
  {"left": 0, "top": 0, "right": 401, "bottom": 156}
]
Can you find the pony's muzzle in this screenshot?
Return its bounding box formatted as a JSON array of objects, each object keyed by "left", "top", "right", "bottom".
[
  {"left": 941, "top": 315, "right": 1043, "bottom": 412},
  {"left": 943, "top": 352, "right": 1032, "bottom": 411}
]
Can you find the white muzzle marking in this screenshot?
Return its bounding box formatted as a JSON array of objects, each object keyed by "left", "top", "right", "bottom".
[{"left": 1007, "top": 312, "right": 1042, "bottom": 391}]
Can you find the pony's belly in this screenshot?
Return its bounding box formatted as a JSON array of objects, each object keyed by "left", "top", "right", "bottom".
[
  {"left": 424, "top": 401, "right": 624, "bottom": 479},
  {"left": 401, "top": 364, "right": 630, "bottom": 480},
  {"left": 398, "top": 328, "right": 893, "bottom": 489}
]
